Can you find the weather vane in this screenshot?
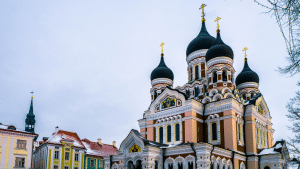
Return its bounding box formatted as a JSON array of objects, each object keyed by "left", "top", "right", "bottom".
[
  {"left": 199, "top": 4, "right": 207, "bottom": 22},
  {"left": 160, "top": 42, "right": 165, "bottom": 54},
  {"left": 30, "top": 91, "right": 34, "bottom": 98},
  {"left": 242, "top": 47, "right": 248, "bottom": 59},
  {"left": 215, "top": 17, "right": 221, "bottom": 29}
]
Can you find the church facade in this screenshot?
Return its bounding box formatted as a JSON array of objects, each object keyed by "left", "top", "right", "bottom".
[{"left": 104, "top": 8, "right": 289, "bottom": 169}]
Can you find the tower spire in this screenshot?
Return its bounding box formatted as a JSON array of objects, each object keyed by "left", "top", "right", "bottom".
[{"left": 25, "top": 92, "right": 36, "bottom": 133}]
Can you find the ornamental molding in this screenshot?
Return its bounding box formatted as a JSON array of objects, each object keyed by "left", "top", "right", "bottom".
[
  {"left": 205, "top": 100, "right": 243, "bottom": 115},
  {"left": 0, "top": 130, "right": 37, "bottom": 138},
  {"left": 212, "top": 147, "right": 232, "bottom": 158},
  {"left": 206, "top": 57, "right": 234, "bottom": 69},
  {"left": 186, "top": 49, "right": 208, "bottom": 63},
  {"left": 151, "top": 78, "right": 173, "bottom": 86},
  {"left": 237, "top": 82, "right": 259, "bottom": 90}
]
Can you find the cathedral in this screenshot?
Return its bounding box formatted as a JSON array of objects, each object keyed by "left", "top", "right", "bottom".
[{"left": 104, "top": 6, "right": 289, "bottom": 169}]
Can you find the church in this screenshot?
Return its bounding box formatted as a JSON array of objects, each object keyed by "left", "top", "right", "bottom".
[{"left": 104, "top": 6, "right": 289, "bottom": 169}]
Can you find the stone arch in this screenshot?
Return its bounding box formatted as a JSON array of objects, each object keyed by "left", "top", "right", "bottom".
[
  {"left": 224, "top": 93, "right": 234, "bottom": 99},
  {"left": 127, "top": 161, "right": 134, "bottom": 169},
  {"left": 226, "top": 160, "right": 233, "bottom": 169},
  {"left": 112, "top": 163, "right": 119, "bottom": 169},
  {"left": 175, "top": 156, "right": 185, "bottom": 169},
  {"left": 165, "top": 157, "right": 175, "bottom": 169},
  {"left": 133, "top": 156, "right": 143, "bottom": 165},
  {"left": 213, "top": 94, "right": 223, "bottom": 101},
  {"left": 202, "top": 96, "right": 212, "bottom": 104},
  {"left": 185, "top": 155, "right": 195, "bottom": 169},
  {"left": 221, "top": 87, "right": 231, "bottom": 94},
  {"left": 210, "top": 89, "right": 218, "bottom": 97},
  {"left": 240, "top": 162, "right": 245, "bottom": 169}
]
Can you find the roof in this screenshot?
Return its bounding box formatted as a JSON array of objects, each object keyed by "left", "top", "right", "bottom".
[
  {"left": 205, "top": 30, "right": 234, "bottom": 62},
  {"left": 45, "top": 130, "right": 86, "bottom": 149},
  {"left": 259, "top": 140, "right": 285, "bottom": 155},
  {"left": 0, "top": 124, "right": 37, "bottom": 136},
  {"left": 150, "top": 54, "right": 174, "bottom": 81},
  {"left": 236, "top": 58, "right": 259, "bottom": 86},
  {"left": 81, "top": 139, "right": 117, "bottom": 157},
  {"left": 186, "top": 21, "right": 215, "bottom": 57},
  {"left": 132, "top": 129, "right": 168, "bottom": 148}
]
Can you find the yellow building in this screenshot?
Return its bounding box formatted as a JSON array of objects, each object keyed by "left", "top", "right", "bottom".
[
  {"left": 0, "top": 124, "right": 38, "bottom": 169},
  {"left": 33, "top": 127, "right": 86, "bottom": 169}
]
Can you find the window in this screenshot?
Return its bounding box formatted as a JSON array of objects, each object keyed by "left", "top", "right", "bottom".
[
  {"left": 54, "top": 151, "right": 59, "bottom": 159},
  {"left": 195, "top": 87, "right": 199, "bottom": 97},
  {"left": 195, "top": 65, "right": 199, "bottom": 80},
  {"left": 167, "top": 125, "right": 171, "bottom": 142},
  {"left": 264, "top": 166, "right": 270, "bottom": 169},
  {"left": 99, "top": 160, "right": 103, "bottom": 168},
  {"left": 159, "top": 127, "right": 163, "bottom": 143},
  {"left": 186, "top": 90, "right": 190, "bottom": 98},
  {"left": 212, "top": 123, "right": 217, "bottom": 141},
  {"left": 237, "top": 123, "right": 241, "bottom": 141},
  {"left": 74, "top": 167, "right": 78, "bottom": 169},
  {"left": 168, "top": 163, "right": 173, "bottom": 169},
  {"left": 65, "top": 152, "right": 69, "bottom": 161},
  {"left": 190, "top": 67, "right": 193, "bottom": 81},
  {"left": 222, "top": 70, "right": 227, "bottom": 81},
  {"left": 175, "top": 124, "right": 180, "bottom": 141},
  {"left": 16, "top": 140, "right": 27, "bottom": 149},
  {"left": 91, "top": 159, "right": 95, "bottom": 167},
  {"left": 54, "top": 165, "right": 59, "bottom": 169},
  {"left": 213, "top": 71, "right": 217, "bottom": 83},
  {"left": 65, "top": 167, "right": 69, "bottom": 169},
  {"left": 75, "top": 153, "right": 79, "bottom": 161},
  {"left": 177, "top": 162, "right": 183, "bottom": 169},
  {"left": 15, "top": 157, "right": 25, "bottom": 167},
  {"left": 188, "top": 161, "right": 193, "bottom": 169},
  {"left": 154, "top": 90, "right": 157, "bottom": 100},
  {"left": 155, "top": 161, "right": 159, "bottom": 169}
]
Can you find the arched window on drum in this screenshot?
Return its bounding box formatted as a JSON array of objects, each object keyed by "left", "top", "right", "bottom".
[
  {"left": 213, "top": 71, "right": 217, "bottom": 83},
  {"left": 222, "top": 70, "right": 227, "bottom": 81},
  {"left": 175, "top": 124, "right": 180, "bottom": 141}
]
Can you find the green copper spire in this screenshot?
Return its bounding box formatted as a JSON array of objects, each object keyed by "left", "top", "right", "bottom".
[{"left": 25, "top": 94, "right": 36, "bottom": 133}]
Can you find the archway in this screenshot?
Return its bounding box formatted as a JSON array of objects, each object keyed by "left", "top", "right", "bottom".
[
  {"left": 264, "top": 166, "right": 270, "bottom": 169},
  {"left": 136, "top": 160, "right": 142, "bottom": 169},
  {"left": 128, "top": 161, "right": 135, "bottom": 169}
]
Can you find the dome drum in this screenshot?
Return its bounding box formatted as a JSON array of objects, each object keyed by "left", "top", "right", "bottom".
[
  {"left": 186, "top": 49, "right": 208, "bottom": 64},
  {"left": 151, "top": 78, "right": 173, "bottom": 87},
  {"left": 206, "top": 56, "right": 234, "bottom": 69},
  {"left": 236, "top": 82, "right": 259, "bottom": 90}
]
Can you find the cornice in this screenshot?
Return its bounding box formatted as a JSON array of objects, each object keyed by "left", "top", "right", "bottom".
[
  {"left": 237, "top": 82, "right": 259, "bottom": 90},
  {"left": 186, "top": 49, "right": 208, "bottom": 63},
  {"left": 151, "top": 78, "right": 173, "bottom": 86},
  {"left": 206, "top": 57, "right": 233, "bottom": 69}
]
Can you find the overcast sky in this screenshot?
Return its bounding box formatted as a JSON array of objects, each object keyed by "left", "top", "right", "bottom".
[{"left": 0, "top": 1, "right": 298, "bottom": 147}]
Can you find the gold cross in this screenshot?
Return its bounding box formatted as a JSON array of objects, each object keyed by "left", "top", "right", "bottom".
[
  {"left": 160, "top": 42, "right": 165, "bottom": 53},
  {"left": 242, "top": 47, "right": 248, "bottom": 58},
  {"left": 214, "top": 17, "right": 221, "bottom": 29},
  {"left": 199, "top": 4, "right": 207, "bottom": 22}
]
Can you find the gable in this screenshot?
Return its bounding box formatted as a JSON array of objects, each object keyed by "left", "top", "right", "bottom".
[
  {"left": 149, "top": 88, "right": 187, "bottom": 114},
  {"left": 119, "top": 130, "right": 145, "bottom": 153}
]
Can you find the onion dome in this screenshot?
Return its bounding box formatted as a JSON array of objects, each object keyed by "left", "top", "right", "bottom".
[
  {"left": 206, "top": 29, "right": 234, "bottom": 62},
  {"left": 186, "top": 21, "right": 216, "bottom": 57},
  {"left": 150, "top": 53, "right": 174, "bottom": 81},
  {"left": 236, "top": 58, "right": 259, "bottom": 86}
]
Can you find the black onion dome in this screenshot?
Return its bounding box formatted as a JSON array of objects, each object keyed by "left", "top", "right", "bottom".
[
  {"left": 206, "top": 30, "right": 234, "bottom": 62},
  {"left": 236, "top": 58, "right": 259, "bottom": 86},
  {"left": 186, "top": 22, "right": 216, "bottom": 56},
  {"left": 150, "top": 54, "right": 174, "bottom": 81}
]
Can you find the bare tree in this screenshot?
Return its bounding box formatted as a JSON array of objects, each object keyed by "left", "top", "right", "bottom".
[{"left": 254, "top": 0, "right": 300, "bottom": 154}]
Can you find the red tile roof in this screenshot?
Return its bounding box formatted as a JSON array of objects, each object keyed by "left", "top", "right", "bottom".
[
  {"left": 46, "top": 130, "right": 86, "bottom": 149},
  {"left": 81, "top": 138, "right": 117, "bottom": 157}
]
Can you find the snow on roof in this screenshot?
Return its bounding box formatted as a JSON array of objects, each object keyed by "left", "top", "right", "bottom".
[
  {"left": 81, "top": 139, "right": 117, "bottom": 157},
  {"left": 46, "top": 130, "right": 85, "bottom": 149},
  {"left": 0, "top": 124, "right": 36, "bottom": 134},
  {"left": 259, "top": 142, "right": 283, "bottom": 155}
]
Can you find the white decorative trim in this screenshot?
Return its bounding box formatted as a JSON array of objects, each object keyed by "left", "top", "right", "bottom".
[
  {"left": 237, "top": 82, "right": 259, "bottom": 90},
  {"left": 186, "top": 49, "right": 208, "bottom": 63},
  {"left": 151, "top": 78, "right": 173, "bottom": 86},
  {"left": 206, "top": 57, "right": 233, "bottom": 69}
]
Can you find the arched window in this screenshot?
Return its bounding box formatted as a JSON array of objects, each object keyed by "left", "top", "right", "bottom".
[
  {"left": 136, "top": 160, "right": 142, "bottom": 169},
  {"left": 212, "top": 123, "right": 217, "bottom": 141},
  {"left": 159, "top": 127, "right": 163, "bottom": 143},
  {"left": 251, "top": 92, "right": 255, "bottom": 98},
  {"left": 210, "top": 161, "right": 214, "bottom": 169},
  {"left": 195, "top": 87, "right": 199, "bottom": 97},
  {"left": 168, "top": 163, "right": 173, "bottom": 169},
  {"left": 213, "top": 71, "right": 217, "bottom": 83},
  {"left": 264, "top": 166, "right": 270, "bottom": 169},
  {"left": 242, "top": 94, "right": 246, "bottom": 100},
  {"left": 195, "top": 65, "right": 199, "bottom": 80},
  {"left": 167, "top": 125, "right": 171, "bottom": 142},
  {"left": 186, "top": 90, "right": 190, "bottom": 98},
  {"left": 177, "top": 162, "right": 183, "bottom": 169},
  {"left": 222, "top": 70, "right": 227, "bottom": 81},
  {"left": 154, "top": 90, "right": 157, "bottom": 100},
  {"left": 237, "top": 123, "right": 241, "bottom": 141},
  {"left": 175, "top": 124, "right": 180, "bottom": 141},
  {"left": 190, "top": 67, "right": 193, "bottom": 81},
  {"left": 128, "top": 161, "right": 134, "bottom": 169},
  {"left": 188, "top": 161, "right": 193, "bottom": 169},
  {"left": 155, "top": 161, "right": 159, "bottom": 169}
]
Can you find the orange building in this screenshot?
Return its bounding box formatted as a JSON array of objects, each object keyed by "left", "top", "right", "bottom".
[{"left": 104, "top": 7, "right": 289, "bottom": 169}]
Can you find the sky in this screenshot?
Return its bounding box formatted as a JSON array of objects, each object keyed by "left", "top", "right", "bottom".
[{"left": 0, "top": 0, "right": 298, "bottom": 148}]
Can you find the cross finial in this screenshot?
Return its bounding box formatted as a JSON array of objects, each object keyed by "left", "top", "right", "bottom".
[
  {"left": 160, "top": 42, "right": 165, "bottom": 54},
  {"left": 214, "top": 17, "right": 221, "bottom": 30},
  {"left": 242, "top": 47, "right": 249, "bottom": 59},
  {"left": 199, "top": 4, "right": 207, "bottom": 22},
  {"left": 30, "top": 91, "right": 34, "bottom": 98}
]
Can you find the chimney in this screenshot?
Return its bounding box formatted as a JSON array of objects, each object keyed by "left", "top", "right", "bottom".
[
  {"left": 55, "top": 126, "right": 59, "bottom": 133},
  {"left": 112, "top": 141, "right": 116, "bottom": 147},
  {"left": 97, "top": 138, "right": 102, "bottom": 145}
]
